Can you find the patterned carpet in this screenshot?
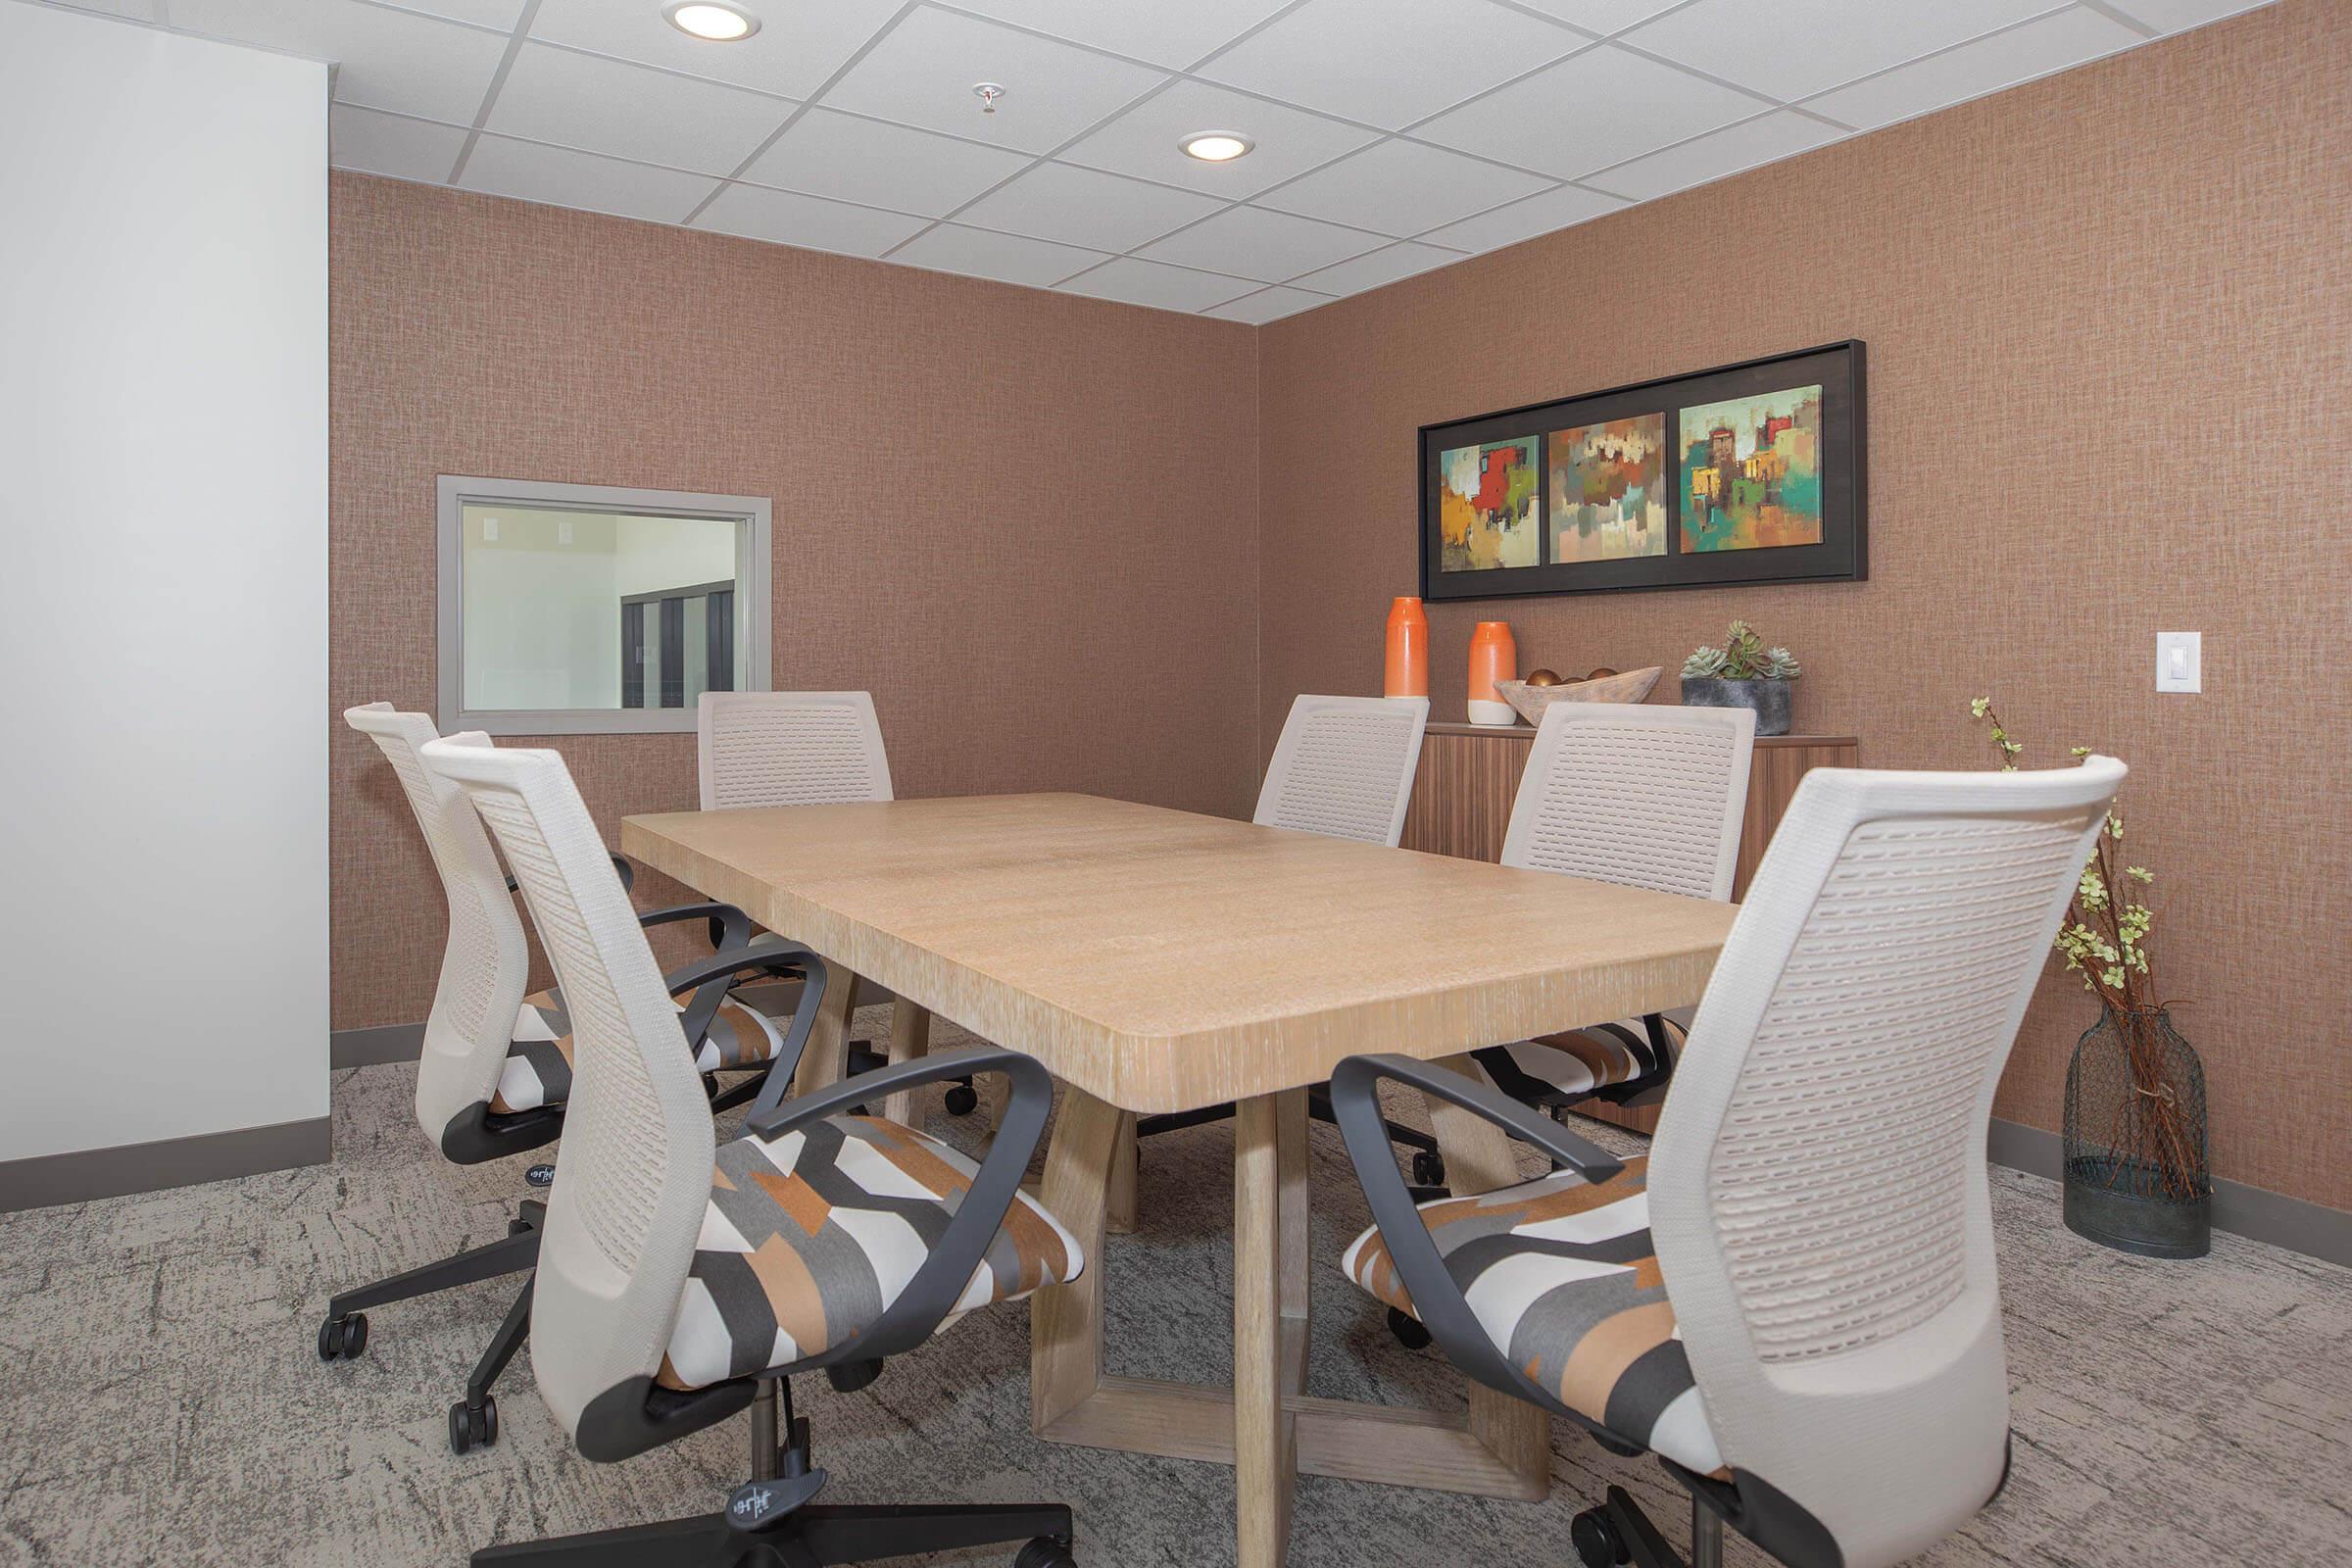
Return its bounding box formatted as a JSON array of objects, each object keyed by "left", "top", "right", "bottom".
[{"left": 2, "top": 1004, "right": 2346, "bottom": 1566}]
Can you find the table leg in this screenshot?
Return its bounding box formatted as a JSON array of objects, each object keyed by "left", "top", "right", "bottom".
[
  {"left": 1030, "top": 1089, "right": 1125, "bottom": 1433},
  {"left": 790, "top": 964, "right": 860, "bottom": 1100},
  {"left": 1105, "top": 1113, "right": 1139, "bottom": 1235},
  {"left": 1422, "top": 1054, "right": 1552, "bottom": 1494},
  {"left": 1235, "top": 1088, "right": 1308, "bottom": 1568},
  {"left": 880, "top": 997, "right": 931, "bottom": 1126}
]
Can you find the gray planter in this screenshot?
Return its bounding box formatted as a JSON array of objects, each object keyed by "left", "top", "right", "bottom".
[{"left": 1681, "top": 676, "right": 1794, "bottom": 736}]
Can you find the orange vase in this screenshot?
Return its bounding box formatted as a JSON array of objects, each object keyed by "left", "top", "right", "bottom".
[
  {"left": 1384, "top": 597, "right": 1428, "bottom": 699},
  {"left": 1466, "top": 620, "right": 1517, "bottom": 725}
]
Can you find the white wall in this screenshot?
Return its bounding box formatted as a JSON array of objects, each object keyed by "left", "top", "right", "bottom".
[{"left": 0, "top": 4, "right": 329, "bottom": 1164}]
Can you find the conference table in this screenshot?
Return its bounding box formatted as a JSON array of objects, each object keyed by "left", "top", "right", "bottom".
[{"left": 621, "top": 792, "right": 1738, "bottom": 1567}]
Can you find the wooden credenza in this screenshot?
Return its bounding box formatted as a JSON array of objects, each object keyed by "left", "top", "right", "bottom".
[{"left": 1400, "top": 720, "right": 1860, "bottom": 1133}]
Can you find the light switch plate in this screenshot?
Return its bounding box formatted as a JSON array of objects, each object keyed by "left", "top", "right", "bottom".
[{"left": 2156, "top": 631, "right": 2201, "bottom": 693}]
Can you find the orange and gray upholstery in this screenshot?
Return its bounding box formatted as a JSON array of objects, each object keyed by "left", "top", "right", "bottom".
[
  {"left": 491, "top": 988, "right": 785, "bottom": 1115},
  {"left": 1331, "top": 757, "right": 2129, "bottom": 1568}
]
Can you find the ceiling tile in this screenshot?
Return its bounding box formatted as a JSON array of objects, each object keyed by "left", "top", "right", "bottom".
[
  {"left": 1198, "top": 0, "right": 1587, "bottom": 129},
  {"left": 945, "top": 0, "right": 1297, "bottom": 69},
  {"left": 957, "top": 163, "right": 1227, "bottom": 253},
  {"left": 457, "top": 133, "right": 721, "bottom": 222},
  {"left": 819, "top": 9, "right": 1167, "bottom": 156},
  {"left": 1416, "top": 43, "right": 1763, "bottom": 178},
  {"left": 1137, "top": 204, "right": 1380, "bottom": 283},
  {"left": 1802, "top": 9, "right": 2142, "bottom": 129},
  {"left": 1585, "top": 109, "right": 1840, "bottom": 199},
  {"left": 1055, "top": 258, "right": 1259, "bottom": 312},
  {"left": 1057, "top": 79, "right": 1380, "bottom": 199},
  {"left": 167, "top": 0, "right": 509, "bottom": 122},
  {"left": 376, "top": 0, "right": 528, "bottom": 28},
  {"left": 329, "top": 104, "right": 467, "bottom": 182},
  {"left": 486, "top": 42, "right": 794, "bottom": 176},
  {"left": 739, "top": 109, "right": 1030, "bottom": 218},
  {"left": 526, "top": 0, "right": 901, "bottom": 102},
  {"left": 1622, "top": 0, "right": 2067, "bottom": 102},
  {"left": 888, "top": 223, "right": 1109, "bottom": 285},
  {"left": 1200, "top": 285, "right": 1332, "bottom": 323},
  {"left": 691, "top": 182, "right": 932, "bottom": 257},
  {"left": 1286, "top": 240, "right": 1458, "bottom": 295},
  {"left": 1512, "top": 0, "right": 1681, "bottom": 34},
  {"left": 1253, "top": 138, "right": 1550, "bottom": 235},
  {"left": 1419, "top": 181, "right": 1626, "bottom": 250},
  {"left": 2102, "top": 0, "right": 2275, "bottom": 32}
]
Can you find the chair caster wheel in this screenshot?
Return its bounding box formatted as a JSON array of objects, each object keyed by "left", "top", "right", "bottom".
[
  {"left": 318, "top": 1312, "right": 368, "bottom": 1362},
  {"left": 449, "top": 1396, "right": 497, "bottom": 1454},
  {"left": 1013, "top": 1538, "right": 1076, "bottom": 1568},
  {"left": 944, "top": 1082, "right": 980, "bottom": 1117},
  {"left": 1571, "top": 1506, "right": 1629, "bottom": 1566},
  {"left": 1411, "top": 1151, "right": 1446, "bottom": 1188},
  {"left": 1386, "top": 1307, "right": 1432, "bottom": 1350}
]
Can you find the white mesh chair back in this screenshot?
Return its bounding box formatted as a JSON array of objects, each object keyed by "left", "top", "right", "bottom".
[
  {"left": 1647, "top": 757, "right": 2126, "bottom": 1568},
  {"left": 420, "top": 737, "right": 717, "bottom": 1444},
  {"left": 1253, "top": 695, "right": 1430, "bottom": 848},
  {"left": 697, "top": 691, "right": 893, "bottom": 810},
  {"left": 343, "top": 705, "right": 529, "bottom": 1142},
  {"left": 1500, "top": 702, "right": 1755, "bottom": 901}
]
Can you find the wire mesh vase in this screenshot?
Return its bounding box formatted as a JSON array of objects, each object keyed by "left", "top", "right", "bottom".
[{"left": 2062, "top": 1005, "right": 2211, "bottom": 1258}]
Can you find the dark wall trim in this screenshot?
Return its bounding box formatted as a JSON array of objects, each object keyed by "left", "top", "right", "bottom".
[
  {"left": 0, "top": 1116, "right": 330, "bottom": 1213},
  {"left": 1989, "top": 1117, "right": 2352, "bottom": 1269},
  {"left": 332, "top": 1022, "right": 426, "bottom": 1069}
]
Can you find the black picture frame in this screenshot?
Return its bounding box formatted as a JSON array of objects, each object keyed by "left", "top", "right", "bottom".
[{"left": 1418, "top": 340, "right": 1867, "bottom": 602}]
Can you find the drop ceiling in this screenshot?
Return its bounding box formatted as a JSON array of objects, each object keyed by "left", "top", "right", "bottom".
[{"left": 38, "top": 0, "right": 2276, "bottom": 322}]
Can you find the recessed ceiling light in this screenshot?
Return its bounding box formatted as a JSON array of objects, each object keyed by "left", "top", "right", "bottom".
[
  {"left": 1180, "top": 130, "right": 1254, "bottom": 163},
  {"left": 664, "top": 2, "right": 760, "bottom": 42}
]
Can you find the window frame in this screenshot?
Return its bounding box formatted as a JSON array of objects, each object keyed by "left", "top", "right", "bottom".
[{"left": 435, "top": 474, "right": 772, "bottom": 736}]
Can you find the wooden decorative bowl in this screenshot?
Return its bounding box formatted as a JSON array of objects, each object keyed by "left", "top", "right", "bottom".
[{"left": 1494, "top": 666, "right": 1662, "bottom": 726}]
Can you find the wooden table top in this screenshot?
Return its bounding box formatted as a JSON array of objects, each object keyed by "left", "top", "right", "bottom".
[{"left": 621, "top": 793, "right": 1738, "bottom": 1113}]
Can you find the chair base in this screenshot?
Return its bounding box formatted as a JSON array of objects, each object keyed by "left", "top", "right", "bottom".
[
  {"left": 1571, "top": 1487, "right": 1723, "bottom": 1568},
  {"left": 471, "top": 1503, "right": 1074, "bottom": 1567},
  {"left": 475, "top": 1380, "right": 1074, "bottom": 1567}
]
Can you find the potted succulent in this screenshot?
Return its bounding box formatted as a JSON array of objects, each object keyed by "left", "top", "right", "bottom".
[
  {"left": 1970, "top": 699, "right": 2210, "bottom": 1257},
  {"left": 1680, "top": 619, "right": 1800, "bottom": 735}
]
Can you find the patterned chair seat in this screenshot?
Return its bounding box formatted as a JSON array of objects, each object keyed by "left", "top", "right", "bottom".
[
  {"left": 659, "top": 1114, "right": 1086, "bottom": 1391},
  {"left": 490, "top": 989, "right": 784, "bottom": 1114},
  {"left": 1483, "top": 1013, "right": 1687, "bottom": 1100},
  {"left": 1340, "top": 1155, "right": 1723, "bottom": 1476}
]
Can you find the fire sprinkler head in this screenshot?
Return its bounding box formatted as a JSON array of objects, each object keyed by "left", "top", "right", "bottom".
[{"left": 972, "top": 81, "right": 1006, "bottom": 114}]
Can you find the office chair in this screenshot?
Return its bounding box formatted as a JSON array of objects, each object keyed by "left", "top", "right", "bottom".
[
  {"left": 697, "top": 689, "right": 981, "bottom": 1116},
  {"left": 423, "top": 734, "right": 1086, "bottom": 1568},
  {"left": 325, "top": 706, "right": 827, "bottom": 1453},
  {"left": 1468, "top": 701, "right": 1754, "bottom": 1129},
  {"left": 1330, "top": 756, "right": 2127, "bottom": 1568},
  {"left": 1127, "top": 694, "right": 1441, "bottom": 1183}
]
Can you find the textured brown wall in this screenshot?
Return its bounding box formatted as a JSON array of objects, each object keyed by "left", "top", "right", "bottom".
[
  {"left": 331, "top": 176, "right": 1261, "bottom": 1030},
  {"left": 1256, "top": 0, "right": 2350, "bottom": 1209}
]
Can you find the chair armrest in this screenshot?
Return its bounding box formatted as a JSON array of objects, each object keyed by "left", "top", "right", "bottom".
[
  {"left": 637, "top": 900, "right": 752, "bottom": 954},
  {"left": 658, "top": 936, "right": 822, "bottom": 1081},
  {"left": 745, "top": 1047, "right": 1056, "bottom": 1366},
  {"left": 1325, "top": 1052, "right": 1623, "bottom": 1431}
]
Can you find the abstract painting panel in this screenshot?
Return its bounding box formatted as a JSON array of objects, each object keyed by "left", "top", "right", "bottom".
[
  {"left": 1678, "top": 384, "right": 1824, "bottom": 553},
  {"left": 1548, "top": 415, "right": 1666, "bottom": 563},
  {"left": 1438, "top": 437, "right": 1542, "bottom": 571}
]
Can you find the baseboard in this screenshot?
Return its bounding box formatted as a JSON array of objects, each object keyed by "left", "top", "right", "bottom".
[
  {"left": 1988, "top": 1116, "right": 2352, "bottom": 1267},
  {"left": 331, "top": 1022, "right": 425, "bottom": 1068},
  {"left": 0, "top": 1116, "right": 331, "bottom": 1213}
]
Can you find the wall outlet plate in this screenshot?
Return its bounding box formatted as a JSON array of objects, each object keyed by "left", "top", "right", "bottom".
[{"left": 2156, "top": 631, "right": 2201, "bottom": 693}]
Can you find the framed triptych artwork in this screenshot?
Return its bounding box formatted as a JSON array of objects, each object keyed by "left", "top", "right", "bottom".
[{"left": 1419, "top": 341, "right": 1867, "bottom": 601}]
